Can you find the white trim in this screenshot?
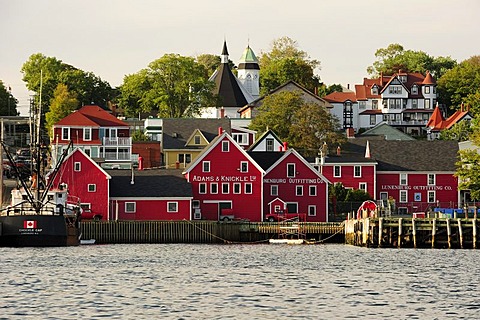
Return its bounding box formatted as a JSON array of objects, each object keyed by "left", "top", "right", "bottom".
[{"left": 110, "top": 197, "right": 192, "bottom": 201}]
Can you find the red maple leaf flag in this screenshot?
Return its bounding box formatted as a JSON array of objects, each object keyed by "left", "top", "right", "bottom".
[{"left": 24, "top": 220, "right": 37, "bottom": 229}]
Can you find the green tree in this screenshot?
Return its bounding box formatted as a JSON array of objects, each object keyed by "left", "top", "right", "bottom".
[
  {"left": 249, "top": 91, "right": 344, "bottom": 155},
  {"left": 119, "top": 54, "right": 217, "bottom": 118},
  {"left": 131, "top": 129, "right": 150, "bottom": 141},
  {"left": 456, "top": 149, "right": 480, "bottom": 200},
  {"left": 196, "top": 54, "right": 221, "bottom": 77},
  {"left": 259, "top": 37, "right": 321, "bottom": 94},
  {"left": 367, "top": 43, "right": 456, "bottom": 79},
  {"left": 439, "top": 120, "right": 472, "bottom": 142},
  {"left": 437, "top": 56, "right": 480, "bottom": 112},
  {"left": 0, "top": 81, "right": 19, "bottom": 116},
  {"left": 45, "top": 84, "right": 78, "bottom": 138}
]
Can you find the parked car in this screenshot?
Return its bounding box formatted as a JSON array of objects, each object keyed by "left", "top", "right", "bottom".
[
  {"left": 81, "top": 208, "right": 103, "bottom": 221},
  {"left": 265, "top": 210, "right": 306, "bottom": 222}
]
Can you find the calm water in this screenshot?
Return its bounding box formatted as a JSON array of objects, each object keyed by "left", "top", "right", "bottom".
[{"left": 0, "top": 244, "right": 479, "bottom": 319}]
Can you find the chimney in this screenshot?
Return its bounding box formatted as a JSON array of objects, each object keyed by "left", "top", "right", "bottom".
[
  {"left": 283, "top": 142, "right": 288, "bottom": 151},
  {"left": 220, "top": 107, "right": 225, "bottom": 118},
  {"left": 218, "top": 127, "right": 223, "bottom": 136},
  {"left": 346, "top": 127, "right": 355, "bottom": 138},
  {"left": 461, "top": 102, "right": 464, "bottom": 112},
  {"left": 336, "top": 146, "right": 341, "bottom": 156},
  {"left": 347, "top": 84, "right": 350, "bottom": 90},
  {"left": 279, "top": 146, "right": 283, "bottom": 152}
]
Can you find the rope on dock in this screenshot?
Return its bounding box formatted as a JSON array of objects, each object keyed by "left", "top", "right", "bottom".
[{"left": 313, "top": 221, "right": 345, "bottom": 244}]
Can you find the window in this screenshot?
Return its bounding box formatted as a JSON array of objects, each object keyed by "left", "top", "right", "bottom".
[
  {"left": 425, "top": 99, "right": 431, "bottom": 109},
  {"left": 274, "top": 205, "right": 281, "bottom": 212},
  {"left": 334, "top": 165, "right": 341, "bottom": 178},
  {"left": 425, "top": 86, "right": 430, "bottom": 94},
  {"left": 179, "top": 154, "right": 192, "bottom": 164},
  {"left": 380, "top": 192, "right": 388, "bottom": 200},
  {"left": 222, "top": 141, "right": 229, "bottom": 152},
  {"left": 271, "top": 185, "right": 278, "bottom": 196},
  {"left": 400, "top": 173, "right": 407, "bottom": 185},
  {"left": 400, "top": 190, "right": 407, "bottom": 203},
  {"left": 202, "top": 161, "right": 210, "bottom": 173},
  {"left": 210, "top": 183, "right": 218, "bottom": 194},
  {"left": 233, "top": 183, "right": 241, "bottom": 194},
  {"left": 266, "top": 138, "right": 274, "bottom": 152},
  {"left": 308, "top": 205, "right": 316, "bottom": 216},
  {"left": 74, "top": 162, "right": 81, "bottom": 172},
  {"left": 309, "top": 185, "right": 317, "bottom": 196},
  {"left": 245, "top": 183, "right": 252, "bottom": 194},
  {"left": 296, "top": 186, "right": 303, "bottom": 196},
  {"left": 428, "top": 174, "right": 435, "bottom": 185},
  {"left": 88, "top": 184, "right": 96, "bottom": 192},
  {"left": 62, "top": 127, "right": 70, "bottom": 140},
  {"left": 84, "top": 128, "right": 91, "bottom": 141},
  {"left": 194, "top": 135, "right": 201, "bottom": 145},
  {"left": 372, "top": 100, "right": 378, "bottom": 109},
  {"left": 232, "top": 133, "right": 248, "bottom": 145},
  {"left": 222, "top": 183, "right": 229, "bottom": 194},
  {"left": 372, "top": 87, "right": 378, "bottom": 95},
  {"left": 428, "top": 191, "right": 436, "bottom": 203},
  {"left": 167, "top": 202, "right": 178, "bottom": 213},
  {"left": 192, "top": 200, "right": 200, "bottom": 208},
  {"left": 199, "top": 183, "right": 206, "bottom": 194},
  {"left": 354, "top": 166, "right": 361, "bottom": 177},
  {"left": 370, "top": 115, "right": 376, "bottom": 126},
  {"left": 412, "top": 99, "right": 418, "bottom": 108},
  {"left": 287, "top": 163, "right": 295, "bottom": 178},
  {"left": 412, "top": 85, "right": 418, "bottom": 94},
  {"left": 359, "top": 183, "right": 367, "bottom": 192},
  {"left": 359, "top": 101, "right": 366, "bottom": 109},
  {"left": 240, "top": 161, "right": 248, "bottom": 173},
  {"left": 433, "top": 86, "right": 437, "bottom": 94},
  {"left": 125, "top": 202, "right": 136, "bottom": 213}
]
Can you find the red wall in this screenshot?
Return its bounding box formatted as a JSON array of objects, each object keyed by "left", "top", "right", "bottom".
[
  {"left": 322, "top": 164, "right": 376, "bottom": 196},
  {"left": 111, "top": 199, "right": 191, "bottom": 220},
  {"left": 187, "top": 136, "right": 263, "bottom": 221},
  {"left": 263, "top": 153, "right": 328, "bottom": 222}
]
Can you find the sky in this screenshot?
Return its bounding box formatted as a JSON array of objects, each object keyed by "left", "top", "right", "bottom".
[{"left": 1, "top": 0, "right": 479, "bottom": 116}]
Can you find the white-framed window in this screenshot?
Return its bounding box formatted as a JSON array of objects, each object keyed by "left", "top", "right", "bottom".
[
  {"left": 194, "top": 135, "right": 201, "bottom": 145},
  {"left": 400, "top": 173, "right": 407, "bottom": 185},
  {"left": 308, "top": 205, "right": 316, "bottom": 216},
  {"left": 354, "top": 166, "right": 361, "bottom": 177},
  {"left": 359, "top": 101, "right": 366, "bottom": 109},
  {"left": 232, "top": 133, "right": 248, "bottom": 145},
  {"left": 359, "top": 183, "right": 367, "bottom": 192},
  {"left": 125, "top": 202, "right": 136, "bottom": 213},
  {"left": 370, "top": 115, "right": 376, "bottom": 126},
  {"left": 202, "top": 161, "right": 210, "bottom": 173},
  {"left": 266, "top": 138, "right": 274, "bottom": 152},
  {"left": 240, "top": 161, "right": 248, "bottom": 173},
  {"left": 192, "top": 200, "right": 200, "bottom": 208},
  {"left": 428, "top": 174, "right": 435, "bottom": 185},
  {"left": 271, "top": 185, "right": 278, "bottom": 196},
  {"left": 222, "top": 183, "right": 229, "bottom": 194},
  {"left": 400, "top": 190, "right": 408, "bottom": 203},
  {"left": 167, "top": 202, "right": 178, "bottom": 213},
  {"left": 233, "top": 183, "right": 241, "bottom": 194},
  {"left": 412, "top": 99, "right": 418, "bottom": 108},
  {"left": 425, "top": 86, "right": 430, "bottom": 94},
  {"left": 309, "top": 185, "right": 317, "bottom": 196},
  {"left": 62, "top": 127, "right": 70, "bottom": 140},
  {"left": 88, "top": 184, "right": 96, "bottom": 192},
  {"left": 274, "top": 205, "right": 281, "bottom": 212},
  {"left": 74, "top": 162, "right": 81, "bottom": 172},
  {"left": 199, "top": 183, "right": 206, "bottom": 194},
  {"left": 428, "top": 191, "right": 436, "bottom": 203},
  {"left": 245, "top": 183, "right": 252, "bottom": 194},
  {"left": 210, "top": 183, "right": 218, "bottom": 194},
  {"left": 372, "top": 100, "right": 378, "bottom": 109},
  {"left": 222, "top": 141, "right": 229, "bottom": 152},
  {"left": 296, "top": 186, "right": 303, "bottom": 196},
  {"left": 425, "top": 99, "right": 431, "bottom": 109},
  {"left": 83, "top": 127, "right": 92, "bottom": 141},
  {"left": 287, "top": 163, "right": 296, "bottom": 178},
  {"left": 334, "top": 165, "right": 341, "bottom": 178},
  {"left": 412, "top": 85, "right": 418, "bottom": 94}
]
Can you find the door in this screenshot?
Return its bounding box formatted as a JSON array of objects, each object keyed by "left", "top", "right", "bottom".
[
  {"left": 218, "top": 202, "right": 232, "bottom": 219},
  {"left": 286, "top": 203, "right": 298, "bottom": 214}
]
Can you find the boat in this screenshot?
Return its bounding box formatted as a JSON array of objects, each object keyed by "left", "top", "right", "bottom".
[
  {"left": 80, "top": 239, "right": 96, "bottom": 245},
  {"left": 0, "top": 81, "right": 81, "bottom": 246},
  {"left": 269, "top": 223, "right": 307, "bottom": 245}
]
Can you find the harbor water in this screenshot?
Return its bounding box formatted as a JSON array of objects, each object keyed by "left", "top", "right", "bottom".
[{"left": 0, "top": 244, "right": 479, "bottom": 319}]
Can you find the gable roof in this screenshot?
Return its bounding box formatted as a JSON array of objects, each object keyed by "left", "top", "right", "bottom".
[
  {"left": 323, "top": 91, "right": 357, "bottom": 103},
  {"left": 162, "top": 118, "right": 231, "bottom": 150},
  {"left": 247, "top": 151, "right": 285, "bottom": 170},
  {"left": 54, "top": 105, "right": 129, "bottom": 127},
  {"left": 361, "top": 123, "right": 415, "bottom": 141},
  {"left": 58, "top": 147, "right": 111, "bottom": 179},
  {"left": 426, "top": 104, "right": 473, "bottom": 131},
  {"left": 247, "top": 129, "right": 283, "bottom": 151},
  {"left": 108, "top": 169, "right": 192, "bottom": 198}
]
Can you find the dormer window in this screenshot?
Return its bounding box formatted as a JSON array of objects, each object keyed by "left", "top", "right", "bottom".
[
  {"left": 400, "top": 75, "right": 407, "bottom": 83},
  {"left": 411, "top": 85, "right": 418, "bottom": 94},
  {"left": 371, "top": 86, "right": 378, "bottom": 95}
]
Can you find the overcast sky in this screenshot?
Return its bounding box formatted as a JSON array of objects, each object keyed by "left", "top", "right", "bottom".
[{"left": 1, "top": 0, "right": 479, "bottom": 115}]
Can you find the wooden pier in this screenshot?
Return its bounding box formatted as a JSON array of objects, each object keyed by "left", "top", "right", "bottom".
[
  {"left": 345, "top": 217, "right": 479, "bottom": 249},
  {"left": 81, "top": 220, "right": 344, "bottom": 244}
]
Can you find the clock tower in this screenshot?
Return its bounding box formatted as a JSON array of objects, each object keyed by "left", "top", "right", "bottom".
[{"left": 237, "top": 44, "right": 260, "bottom": 99}]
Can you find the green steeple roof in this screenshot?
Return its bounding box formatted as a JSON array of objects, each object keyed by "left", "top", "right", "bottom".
[{"left": 238, "top": 46, "right": 259, "bottom": 70}]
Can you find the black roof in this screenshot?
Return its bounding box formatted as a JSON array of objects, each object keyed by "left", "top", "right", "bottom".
[
  {"left": 162, "top": 118, "right": 231, "bottom": 150},
  {"left": 107, "top": 169, "right": 192, "bottom": 198},
  {"left": 247, "top": 151, "right": 285, "bottom": 170},
  {"left": 212, "top": 63, "right": 250, "bottom": 107}
]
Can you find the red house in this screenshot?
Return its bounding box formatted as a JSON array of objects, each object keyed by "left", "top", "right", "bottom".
[
  {"left": 183, "top": 131, "right": 265, "bottom": 222},
  {"left": 51, "top": 148, "right": 111, "bottom": 220},
  {"left": 250, "top": 148, "right": 330, "bottom": 222}
]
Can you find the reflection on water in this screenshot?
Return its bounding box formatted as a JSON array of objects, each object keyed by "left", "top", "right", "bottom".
[{"left": 0, "top": 244, "right": 479, "bottom": 319}]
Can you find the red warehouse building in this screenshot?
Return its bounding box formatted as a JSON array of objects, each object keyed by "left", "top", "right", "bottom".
[{"left": 183, "top": 131, "right": 265, "bottom": 222}]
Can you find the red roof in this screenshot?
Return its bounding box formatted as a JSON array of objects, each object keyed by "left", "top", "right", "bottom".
[
  {"left": 54, "top": 105, "right": 129, "bottom": 127},
  {"left": 422, "top": 71, "right": 436, "bottom": 85},
  {"left": 427, "top": 104, "right": 471, "bottom": 131},
  {"left": 426, "top": 105, "right": 444, "bottom": 130},
  {"left": 323, "top": 91, "right": 357, "bottom": 103}
]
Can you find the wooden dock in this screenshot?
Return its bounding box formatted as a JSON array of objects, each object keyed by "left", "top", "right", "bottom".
[
  {"left": 81, "top": 220, "right": 344, "bottom": 244},
  {"left": 345, "top": 217, "right": 479, "bottom": 249}
]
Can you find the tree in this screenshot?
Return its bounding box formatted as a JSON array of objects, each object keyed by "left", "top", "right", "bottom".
[
  {"left": 45, "top": 84, "right": 78, "bottom": 138},
  {"left": 131, "top": 129, "right": 150, "bottom": 141},
  {"left": 0, "top": 80, "right": 19, "bottom": 116},
  {"left": 437, "top": 56, "right": 480, "bottom": 113},
  {"left": 456, "top": 149, "right": 480, "bottom": 200},
  {"left": 259, "top": 37, "right": 321, "bottom": 94},
  {"left": 367, "top": 43, "right": 456, "bottom": 79},
  {"left": 439, "top": 120, "right": 472, "bottom": 142},
  {"left": 249, "top": 91, "right": 344, "bottom": 155},
  {"left": 119, "top": 54, "right": 217, "bottom": 118},
  {"left": 196, "top": 54, "right": 221, "bottom": 77}
]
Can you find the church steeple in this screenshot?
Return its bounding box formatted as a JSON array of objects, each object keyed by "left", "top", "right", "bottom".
[
  {"left": 221, "top": 40, "right": 229, "bottom": 64},
  {"left": 237, "top": 44, "right": 260, "bottom": 99}
]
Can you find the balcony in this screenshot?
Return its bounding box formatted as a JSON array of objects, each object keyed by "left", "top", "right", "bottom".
[
  {"left": 102, "top": 137, "right": 132, "bottom": 146},
  {"left": 385, "top": 119, "right": 428, "bottom": 126}
]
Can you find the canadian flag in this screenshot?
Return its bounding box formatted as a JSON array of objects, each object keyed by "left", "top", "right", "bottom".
[{"left": 24, "top": 220, "right": 37, "bottom": 229}]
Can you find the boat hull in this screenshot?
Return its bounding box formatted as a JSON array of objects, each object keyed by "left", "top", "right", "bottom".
[
  {"left": 0, "top": 215, "right": 80, "bottom": 247},
  {"left": 269, "top": 239, "right": 305, "bottom": 245}
]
